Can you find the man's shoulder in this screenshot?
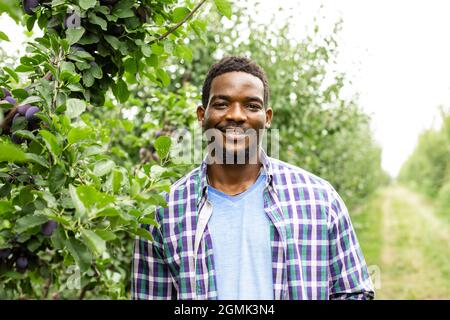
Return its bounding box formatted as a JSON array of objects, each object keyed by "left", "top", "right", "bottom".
[
  {"left": 161, "top": 166, "right": 201, "bottom": 200},
  {"left": 268, "top": 157, "right": 337, "bottom": 195}
]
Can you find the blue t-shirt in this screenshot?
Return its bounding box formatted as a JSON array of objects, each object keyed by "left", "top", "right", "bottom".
[{"left": 207, "top": 173, "right": 274, "bottom": 300}]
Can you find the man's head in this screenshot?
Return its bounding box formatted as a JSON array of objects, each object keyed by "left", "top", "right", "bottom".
[
  {"left": 197, "top": 56, "right": 273, "bottom": 164},
  {"left": 201, "top": 56, "right": 270, "bottom": 108}
]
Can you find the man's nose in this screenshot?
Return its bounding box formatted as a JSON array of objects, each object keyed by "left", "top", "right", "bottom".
[{"left": 225, "top": 103, "right": 247, "bottom": 122}]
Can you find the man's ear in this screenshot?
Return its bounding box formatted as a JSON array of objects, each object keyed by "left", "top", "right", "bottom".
[
  {"left": 265, "top": 107, "right": 273, "bottom": 128},
  {"left": 196, "top": 105, "right": 206, "bottom": 124}
]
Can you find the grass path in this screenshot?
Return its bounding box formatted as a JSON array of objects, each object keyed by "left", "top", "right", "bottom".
[{"left": 352, "top": 185, "right": 450, "bottom": 299}]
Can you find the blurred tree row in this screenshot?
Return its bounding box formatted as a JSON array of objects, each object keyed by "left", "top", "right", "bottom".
[{"left": 399, "top": 108, "right": 450, "bottom": 219}]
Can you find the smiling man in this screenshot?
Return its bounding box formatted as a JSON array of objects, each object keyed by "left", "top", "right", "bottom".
[{"left": 132, "top": 56, "right": 375, "bottom": 300}]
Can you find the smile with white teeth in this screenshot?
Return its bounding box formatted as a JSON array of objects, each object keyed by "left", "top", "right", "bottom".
[{"left": 220, "top": 128, "right": 246, "bottom": 139}]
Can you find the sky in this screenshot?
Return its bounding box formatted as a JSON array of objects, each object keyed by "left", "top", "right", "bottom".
[{"left": 1, "top": 1, "right": 450, "bottom": 177}]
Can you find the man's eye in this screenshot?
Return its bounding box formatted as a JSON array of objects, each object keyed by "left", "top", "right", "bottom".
[
  {"left": 213, "top": 103, "right": 227, "bottom": 108},
  {"left": 248, "top": 104, "right": 262, "bottom": 110}
]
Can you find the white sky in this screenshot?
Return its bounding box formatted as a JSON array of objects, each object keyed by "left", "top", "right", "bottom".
[{"left": 2, "top": 1, "right": 450, "bottom": 177}]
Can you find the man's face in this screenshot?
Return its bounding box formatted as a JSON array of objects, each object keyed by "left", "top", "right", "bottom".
[{"left": 197, "top": 71, "right": 273, "bottom": 163}]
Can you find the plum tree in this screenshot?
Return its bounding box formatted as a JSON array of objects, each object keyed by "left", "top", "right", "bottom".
[{"left": 0, "top": 0, "right": 231, "bottom": 300}]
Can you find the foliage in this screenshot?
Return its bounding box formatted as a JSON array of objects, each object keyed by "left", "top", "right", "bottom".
[
  {"left": 399, "top": 107, "right": 450, "bottom": 219},
  {"left": 0, "top": 0, "right": 230, "bottom": 299}
]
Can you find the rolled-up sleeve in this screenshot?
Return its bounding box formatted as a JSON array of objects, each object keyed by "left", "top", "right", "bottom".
[
  {"left": 328, "top": 190, "right": 375, "bottom": 300},
  {"left": 131, "top": 209, "right": 177, "bottom": 300}
]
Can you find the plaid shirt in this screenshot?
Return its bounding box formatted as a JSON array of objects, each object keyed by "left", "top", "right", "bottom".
[{"left": 132, "top": 151, "right": 375, "bottom": 300}]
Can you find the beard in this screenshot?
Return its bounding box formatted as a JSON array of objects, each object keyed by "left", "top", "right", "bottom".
[{"left": 204, "top": 127, "right": 263, "bottom": 165}]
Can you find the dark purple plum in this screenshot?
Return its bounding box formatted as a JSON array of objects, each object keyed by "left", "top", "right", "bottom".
[
  {"left": 0, "top": 248, "right": 11, "bottom": 259},
  {"left": 11, "top": 133, "right": 24, "bottom": 144},
  {"left": 1, "top": 88, "right": 11, "bottom": 97},
  {"left": 25, "top": 106, "right": 40, "bottom": 123},
  {"left": 17, "top": 104, "right": 31, "bottom": 115},
  {"left": 22, "top": 0, "right": 40, "bottom": 15},
  {"left": 5, "top": 96, "right": 16, "bottom": 105},
  {"left": 16, "top": 256, "right": 28, "bottom": 269},
  {"left": 41, "top": 220, "right": 57, "bottom": 236}
]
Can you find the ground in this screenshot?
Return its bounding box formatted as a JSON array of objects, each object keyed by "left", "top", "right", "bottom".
[{"left": 352, "top": 185, "right": 450, "bottom": 299}]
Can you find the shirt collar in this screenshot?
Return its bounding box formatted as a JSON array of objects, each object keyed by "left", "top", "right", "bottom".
[{"left": 196, "top": 149, "right": 276, "bottom": 206}]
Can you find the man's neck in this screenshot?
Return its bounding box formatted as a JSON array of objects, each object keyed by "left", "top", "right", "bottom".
[{"left": 206, "top": 149, "right": 264, "bottom": 197}]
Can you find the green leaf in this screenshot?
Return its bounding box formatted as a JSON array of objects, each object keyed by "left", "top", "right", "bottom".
[
  {"left": 77, "top": 185, "right": 115, "bottom": 208},
  {"left": 15, "top": 65, "right": 34, "bottom": 72},
  {"left": 0, "top": 31, "right": 10, "bottom": 41},
  {"left": 66, "top": 98, "right": 86, "bottom": 118},
  {"left": 89, "top": 62, "right": 103, "bottom": 79},
  {"left": 4, "top": 66, "right": 18, "bottom": 83},
  {"left": 114, "top": 8, "right": 135, "bottom": 18},
  {"left": 24, "top": 153, "right": 49, "bottom": 168},
  {"left": 81, "top": 229, "right": 106, "bottom": 255},
  {"left": 82, "top": 70, "right": 95, "bottom": 87},
  {"left": 0, "top": 143, "right": 26, "bottom": 162},
  {"left": 156, "top": 68, "right": 170, "bottom": 87},
  {"left": 93, "top": 159, "right": 115, "bottom": 177},
  {"left": 11, "top": 89, "right": 29, "bottom": 99},
  {"left": 112, "top": 169, "right": 122, "bottom": 194},
  {"left": 88, "top": 12, "right": 107, "bottom": 31},
  {"left": 154, "top": 136, "right": 172, "bottom": 160},
  {"left": 135, "top": 227, "right": 153, "bottom": 242},
  {"left": 39, "top": 130, "right": 61, "bottom": 157},
  {"left": 214, "top": 0, "right": 232, "bottom": 19},
  {"left": 66, "top": 27, "right": 85, "bottom": 45},
  {"left": 48, "top": 165, "right": 66, "bottom": 194},
  {"left": 67, "top": 127, "right": 94, "bottom": 144},
  {"left": 123, "top": 57, "right": 137, "bottom": 74},
  {"left": 21, "top": 95, "right": 42, "bottom": 105},
  {"left": 95, "top": 207, "right": 120, "bottom": 217},
  {"left": 112, "top": 78, "right": 129, "bottom": 103},
  {"left": 66, "top": 237, "right": 92, "bottom": 272},
  {"left": 14, "top": 130, "right": 35, "bottom": 141},
  {"left": 79, "top": 0, "right": 97, "bottom": 10},
  {"left": 95, "top": 229, "right": 116, "bottom": 241},
  {"left": 150, "top": 44, "right": 164, "bottom": 55},
  {"left": 104, "top": 35, "right": 120, "bottom": 50},
  {"left": 172, "top": 7, "right": 190, "bottom": 23},
  {"left": 139, "top": 217, "right": 159, "bottom": 227},
  {"left": 60, "top": 61, "right": 77, "bottom": 82},
  {"left": 69, "top": 184, "right": 86, "bottom": 217},
  {"left": 14, "top": 215, "right": 48, "bottom": 233}
]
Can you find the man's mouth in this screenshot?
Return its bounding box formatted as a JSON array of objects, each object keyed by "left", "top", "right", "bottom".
[{"left": 219, "top": 127, "right": 246, "bottom": 139}]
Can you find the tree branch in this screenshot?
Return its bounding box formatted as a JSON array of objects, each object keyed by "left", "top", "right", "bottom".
[{"left": 149, "top": 0, "right": 208, "bottom": 45}]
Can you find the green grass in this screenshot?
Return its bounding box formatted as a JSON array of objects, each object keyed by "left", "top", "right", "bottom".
[{"left": 349, "top": 184, "right": 450, "bottom": 299}]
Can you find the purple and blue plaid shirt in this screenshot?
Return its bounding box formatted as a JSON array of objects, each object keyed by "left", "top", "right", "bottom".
[{"left": 132, "top": 151, "right": 375, "bottom": 300}]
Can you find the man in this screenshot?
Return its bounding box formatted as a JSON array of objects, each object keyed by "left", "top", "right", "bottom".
[{"left": 132, "top": 56, "right": 375, "bottom": 300}]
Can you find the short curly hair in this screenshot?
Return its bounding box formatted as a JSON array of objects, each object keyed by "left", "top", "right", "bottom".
[{"left": 201, "top": 56, "right": 269, "bottom": 108}]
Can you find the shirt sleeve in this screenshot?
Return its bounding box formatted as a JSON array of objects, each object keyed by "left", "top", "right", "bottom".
[
  {"left": 131, "top": 208, "right": 177, "bottom": 300},
  {"left": 327, "top": 189, "right": 375, "bottom": 300}
]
